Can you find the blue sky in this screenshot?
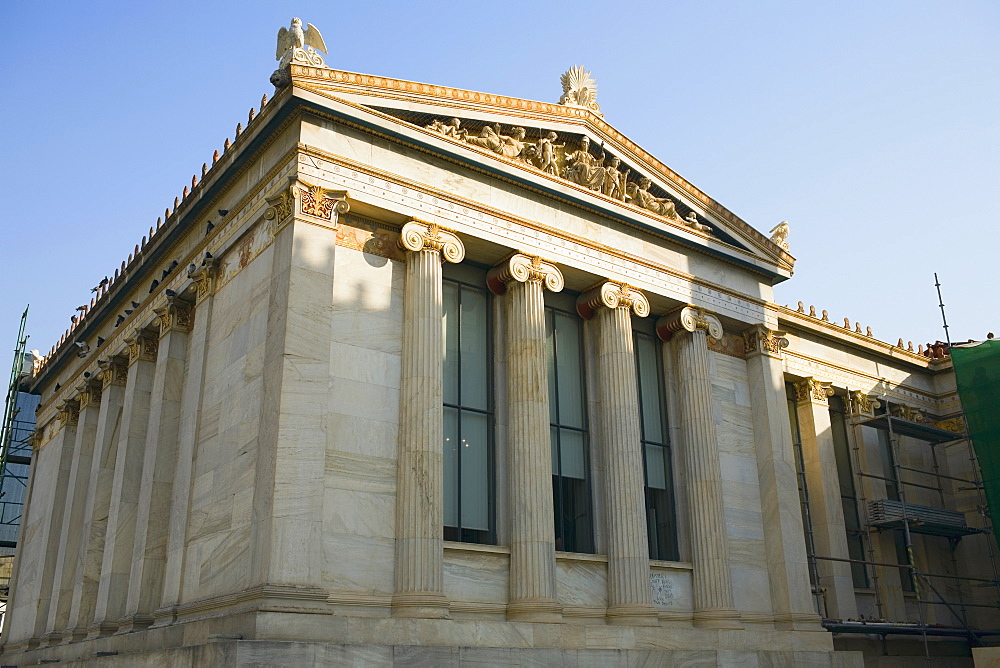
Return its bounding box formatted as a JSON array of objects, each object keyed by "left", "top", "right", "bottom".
[{"left": 1, "top": 1, "right": 997, "bottom": 365}]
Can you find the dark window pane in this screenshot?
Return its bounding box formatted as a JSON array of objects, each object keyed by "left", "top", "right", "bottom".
[
  {"left": 546, "top": 304, "right": 593, "bottom": 555},
  {"left": 442, "top": 276, "right": 494, "bottom": 545}
]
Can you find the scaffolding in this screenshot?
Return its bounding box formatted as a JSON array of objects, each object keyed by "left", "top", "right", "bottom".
[
  {"left": 798, "top": 388, "right": 1000, "bottom": 661},
  {"left": 0, "top": 306, "right": 35, "bottom": 601}
]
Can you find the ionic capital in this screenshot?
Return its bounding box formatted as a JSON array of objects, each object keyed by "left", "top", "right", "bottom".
[
  {"left": 97, "top": 357, "right": 128, "bottom": 388},
  {"left": 154, "top": 297, "right": 194, "bottom": 338},
  {"left": 848, "top": 390, "right": 881, "bottom": 418},
  {"left": 125, "top": 330, "right": 159, "bottom": 366},
  {"left": 891, "top": 403, "right": 926, "bottom": 423},
  {"left": 265, "top": 178, "right": 349, "bottom": 234},
  {"left": 656, "top": 305, "right": 722, "bottom": 342},
  {"left": 75, "top": 379, "right": 103, "bottom": 410},
  {"left": 742, "top": 325, "right": 789, "bottom": 359},
  {"left": 297, "top": 181, "right": 349, "bottom": 223},
  {"left": 487, "top": 253, "right": 563, "bottom": 295},
  {"left": 794, "top": 377, "right": 834, "bottom": 406},
  {"left": 576, "top": 281, "right": 649, "bottom": 319},
  {"left": 399, "top": 221, "right": 465, "bottom": 263},
  {"left": 57, "top": 399, "right": 79, "bottom": 427},
  {"left": 189, "top": 256, "right": 220, "bottom": 305}
]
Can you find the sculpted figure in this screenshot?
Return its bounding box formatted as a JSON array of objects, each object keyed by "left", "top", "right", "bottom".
[
  {"left": 441, "top": 118, "right": 466, "bottom": 139},
  {"left": 275, "top": 18, "right": 328, "bottom": 67},
  {"left": 601, "top": 157, "right": 628, "bottom": 201},
  {"left": 769, "top": 221, "right": 790, "bottom": 250},
  {"left": 684, "top": 212, "right": 713, "bottom": 233},
  {"left": 537, "top": 131, "right": 562, "bottom": 174},
  {"left": 563, "top": 137, "right": 602, "bottom": 190},
  {"left": 499, "top": 127, "right": 529, "bottom": 161},
  {"left": 466, "top": 124, "right": 504, "bottom": 152},
  {"left": 425, "top": 119, "right": 445, "bottom": 133},
  {"left": 627, "top": 177, "right": 682, "bottom": 221}
]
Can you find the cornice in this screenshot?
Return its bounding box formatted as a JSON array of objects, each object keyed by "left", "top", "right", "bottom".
[
  {"left": 32, "top": 144, "right": 301, "bottom": 413},
  {"left": 774, "top": 303, "right": 938, "bottom": 370}
]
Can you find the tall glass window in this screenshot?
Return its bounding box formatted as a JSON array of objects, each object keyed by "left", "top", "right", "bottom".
[
  {"left": 546, "top": 304, "right": 594, "bottom": 554},
  {"left": 442, "top": 275, "right": 494, "bottom": 545},
  {"left": 634, "top": 326, "right": 678, "bottom": 561},
  {"left": 829, "top": 395, "right": 869, "bottom": 588}
]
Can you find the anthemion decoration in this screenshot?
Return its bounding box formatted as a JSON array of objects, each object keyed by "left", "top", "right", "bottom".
[{"left": 2, "top": 17, "right": 995, "bottom": 668}]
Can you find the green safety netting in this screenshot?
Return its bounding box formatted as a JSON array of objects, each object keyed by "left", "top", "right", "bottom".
[{"left": 950, "top": 339, "right": 1000, "bottom": 546}]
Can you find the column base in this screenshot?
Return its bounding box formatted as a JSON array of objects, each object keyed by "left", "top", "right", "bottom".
[
  {"left": 773, "top": 612, "right": 824, "bottom": 631},
  {"left": 61, "top": 626, "right": 89, "bottom": 644},
  {"left": 39, "top": 631, "right": 63, "bottom": 647},
  {"left": 692, "top": 608, "right": 743, "bottom": 629},
  {"left": 115, "top": 613, "right": 154, "bottom": 634},
  {"left": 507, "top": 598, "right": 563, "bottom": 623},
  {"left": 390, "top": 592, "right": 450, "bottom": 619},
  {"left": 85, "top": 619, "right": 119, "bottom": 640},
  {"left": 606, "top": 604, "right": 660, "bottom": 627},
  {"left": 149, "top": 605, "right": 178, "bottom": 629}
]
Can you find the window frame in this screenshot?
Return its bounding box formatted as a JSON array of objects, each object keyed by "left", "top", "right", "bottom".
[
  {"left": 442, "top": 272, "right": 496, "bottom": 546},
  {"left": 633, "top": 323, "right": 679, "bottom": 562},
  {"left": 545, "top": 300, "right": 595, "bottom": 555}
]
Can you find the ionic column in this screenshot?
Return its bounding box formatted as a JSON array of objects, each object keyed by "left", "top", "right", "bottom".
[
  {"left": 794, "top": 377, "right": 858, "bottom": 620},
  {"left": 742, "top": 325, "right": 821, "bottom": 629},
  {"left": 90, "top": 330, "right": 158, "bottom": 637},
  {"left": 577, "top": 282, "right": 658, "bottom": 626},
  {"left": 657, "top": 306, "right": 740, "bottom": 629},
  {"left": 155, "top": 258, "right": 218, "bottom": 626},
  {"left": 121, "top": 297, "right": 193, "bottom": 631},
  {"left": 391, "top": 221, "right": 464, "bottom": 619},
  {"left": 65, "top": 356, "right": 127, "bottom": 640},
  {"left": 487, "top": 253, "right": 564, "bottom": 623},
  {"left": 44, "top": 381, "right": 102, "bottom": 643}
]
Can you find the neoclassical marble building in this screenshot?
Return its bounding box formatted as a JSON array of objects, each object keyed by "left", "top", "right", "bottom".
[{"left": 2, "top": 24, "right": 994, "bottom": 667}]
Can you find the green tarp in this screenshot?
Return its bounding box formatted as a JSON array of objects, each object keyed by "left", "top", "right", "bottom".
[{"left": 950, "top": 339, "right": 1000, "bottom": 546}]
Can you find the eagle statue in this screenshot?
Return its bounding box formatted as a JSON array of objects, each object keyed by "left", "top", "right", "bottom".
[{"left": 276, "top": 18, "right": 328, "bottom": 67}]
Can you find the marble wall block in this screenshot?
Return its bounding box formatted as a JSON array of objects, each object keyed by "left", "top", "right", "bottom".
[
  {"left": 711, "top": 353, "right": 773, "bottom": 615},
  {"left": 323, "top": 246, "right": 403, "bottom": 597},
  {"left": 443, "top": 548, "right": 509, "bottom": 610},
  {"left": 182, "top": 243, "right": 275, "bottom": 602}
]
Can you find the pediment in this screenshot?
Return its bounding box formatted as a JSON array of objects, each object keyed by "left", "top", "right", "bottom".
[{"left": 286, "top": 67, "right": 793, "bottom": 280}]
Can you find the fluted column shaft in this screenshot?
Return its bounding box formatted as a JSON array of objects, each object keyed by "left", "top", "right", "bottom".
[
  {"left": 154, "top": 260, "right": 218, "bottom": 626},
  {"left": 488, "top": 254, "right": 564, "bottom": 622},
  {"left": 578, "top": 282, "right": 658, "bottom": 625},
  {"left": 44, "top": 385, "right": 101, "bottom": 642},
  {"left": 65, "top": 359, "right": 127, "bottom": 640},
  {"left": 658, "top": 306, "right": 741, "bottom": 628},
  {"left": 91, "top": 331, "right": 158, "bottom": 637},
  {"left": 392, "top": 221, "right": 464, "bottom": 618},
  {"left": 20, "top": 404, "right": 77, "bottom": 646},
  {"left": 122, "top": 298, "right": 193, "bottom": 631}
]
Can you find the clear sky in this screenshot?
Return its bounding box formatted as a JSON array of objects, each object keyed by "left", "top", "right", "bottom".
[{"left": 1, "top": 0, "right": 997, "bottom": 367}]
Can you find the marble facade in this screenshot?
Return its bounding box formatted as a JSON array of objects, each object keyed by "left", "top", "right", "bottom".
[{"left": 1, "top": 37, "right": 993, "bottom": 668}]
